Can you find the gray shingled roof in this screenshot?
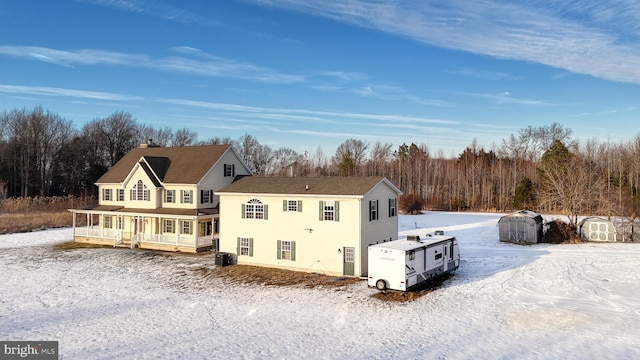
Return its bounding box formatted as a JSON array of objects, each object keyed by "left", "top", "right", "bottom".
[
  {"left": 216, "top": 176, "right": 400, "bottom": 196},
  {"left": 96, "top": 145, "right": 231, "bottom": 185}
]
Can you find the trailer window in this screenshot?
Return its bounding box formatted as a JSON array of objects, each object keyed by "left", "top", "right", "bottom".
[
  {"left": 435, "top": 253, "right": 443, "bottom": 260},
  {"left": 408, "top": 251, "right": 415, "bottom": 260}
]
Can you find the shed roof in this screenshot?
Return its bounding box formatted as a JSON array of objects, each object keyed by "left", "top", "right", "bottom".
[
  {"left": 216, "top": 176, "right": 402, "bottom": 197},
  {"left": 96, "top": 145, "right": 235, "bottom": 185},
  {"left": 499, "top": 210, "right": 543, "bottom": 222}
]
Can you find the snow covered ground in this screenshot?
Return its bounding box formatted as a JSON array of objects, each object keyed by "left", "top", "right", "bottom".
[{"left": 2, "top": 212, "right": 640, "bottom": 359}]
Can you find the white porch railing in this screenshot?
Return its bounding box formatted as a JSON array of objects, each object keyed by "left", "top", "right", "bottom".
[{"left": 74, "top": 226, "right": 207, "bottom": 249}]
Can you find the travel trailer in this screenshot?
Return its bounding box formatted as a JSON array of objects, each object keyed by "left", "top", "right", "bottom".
[{"left": 368, "top": 233, "right": 460, "bottom": 291}]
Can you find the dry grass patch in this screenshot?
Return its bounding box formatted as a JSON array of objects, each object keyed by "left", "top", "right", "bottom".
[
  {"left": 0, "top": 212, "right": 73, "bottom": 234},
  {"left": 54, "top": 241, "right": 113, "bottom": 250},
  {"left": 194, "top": 264, "right": 362, "bottom": 289}
]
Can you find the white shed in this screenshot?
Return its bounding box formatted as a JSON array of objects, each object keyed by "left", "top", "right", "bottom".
[{"left": 578, "top": 217, "right": 617, "bottom": 242}]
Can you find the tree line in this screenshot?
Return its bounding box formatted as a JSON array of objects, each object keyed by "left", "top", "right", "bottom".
[{"left": 1, "top": 106, "right": 638, "bottom": 230}]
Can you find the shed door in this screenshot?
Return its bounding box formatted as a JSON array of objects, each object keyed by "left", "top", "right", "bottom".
[
  {"left": 509, "top": 218, "right": 526, "bottom": 241},
  {"left": 343, "top": 247, "right": 355, "bottom": 276}
]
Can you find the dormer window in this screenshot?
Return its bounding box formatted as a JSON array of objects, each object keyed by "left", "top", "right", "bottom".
[{"left": 130, "top": 180, "right": 150, "bottom": 201}]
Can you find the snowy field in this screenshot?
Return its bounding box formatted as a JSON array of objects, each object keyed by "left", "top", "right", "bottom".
[{"left": 2, "top": 212, "right": 640, "bottom": 359}]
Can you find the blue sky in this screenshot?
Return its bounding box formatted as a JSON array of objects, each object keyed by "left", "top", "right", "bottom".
[{"left": 1, "top": 1, "right": 638, "bottom": 157}]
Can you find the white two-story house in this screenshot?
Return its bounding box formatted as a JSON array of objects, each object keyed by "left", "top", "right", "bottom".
[
  {"left": 215, "top": 176, "right": 402, "bottom": 277},
  {"left": 70, "top": 144, "right": 252, "bottom": 252}
]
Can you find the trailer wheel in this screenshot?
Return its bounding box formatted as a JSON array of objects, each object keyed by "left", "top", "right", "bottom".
[{"left": 375, "top": 279, "right": 387, "bottom": 291}]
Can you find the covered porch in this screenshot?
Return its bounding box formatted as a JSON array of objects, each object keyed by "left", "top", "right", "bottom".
[{"left": 70, "top": 205, "right": 219, "bottom": 253}]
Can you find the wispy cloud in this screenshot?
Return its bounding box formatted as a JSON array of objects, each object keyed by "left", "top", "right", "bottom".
[
  {"left": 449, "top": 67, "right": 518, "bottom": 81},
  {"left": 444, "top": 89, "right": 559, "bottom": 107},
  {"left": 78, "top": 0, "right": 220, "bottom": 26},
  {"left": 0, "top": 46, "right": 148, "bottom": 67},
  {"left": 572, "top": 105, "right": 638, "bottom": 117},
  {"left": 0, "top": 84, "right": 139, "bottom": 101},
  {"left": 0, "top": 45, "right": 305, "bottom": 84},
  {"left": 246, "top": 0, "right": 640, "bottom": 84}
]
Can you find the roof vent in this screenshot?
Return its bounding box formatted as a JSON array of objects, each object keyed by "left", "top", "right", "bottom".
[{"left": 305, "top": 184, "right": 309, "bottom": 191}]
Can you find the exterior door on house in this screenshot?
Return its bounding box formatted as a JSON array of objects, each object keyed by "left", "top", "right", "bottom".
[
  {"left": 343, "top": 247, "right": 355, "bottom": 276},
  {"left": 133, "top": 216, "right": 144, "bottom": 243}
]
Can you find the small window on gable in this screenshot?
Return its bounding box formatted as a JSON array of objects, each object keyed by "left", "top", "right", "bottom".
[{"left": 224, "top": 164, "right": 235, "bottom": 177}]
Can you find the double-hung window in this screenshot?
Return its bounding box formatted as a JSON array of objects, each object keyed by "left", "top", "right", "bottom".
[
  {"left": 389, "top": 198, "right": 397, "bottom": 217},
  {"left": 103, "top": 215, "right": 112, "bottom": 229},
  {"left": 319, "top": 200, "right": 339, "bottom": 221},
  {"left": 180, "top": 220, "right": 192, "bottom": 235},
  {"left": 181, "top": 190, "right": 193, "bottom": 204},
  {"left": 201, "top": 190, "right": 213, "bottom": 204},
  {"left": 224, "top": 164, "right": 235, "bottom": 177},
  {"left": 117, "top": 189, "right": 125, "bottom": 202},
  {"left": 163, "top": 219, "right": 175, "bottom": 233},
  {"left": 165, "top": 190, "right": 175, "bottom": 203},
  {"left": 237, "top": 237, "right": 253, "bottom": 256},
  {"left": 369, "top": 200, "right": 379, "bottom": 221},
  {"left": 283, "top": 200, "right": 302, "bottom": 212},
  {"left": 102, "top": 188, "right": 112, "bottom": 201},
  {"left": 277, "top": 240, "right": 296, "bottom": 261}
]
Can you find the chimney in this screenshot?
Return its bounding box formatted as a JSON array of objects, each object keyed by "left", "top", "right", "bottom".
[{"left": 140, "top": 138, "right": 160, "bottom": 148}]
